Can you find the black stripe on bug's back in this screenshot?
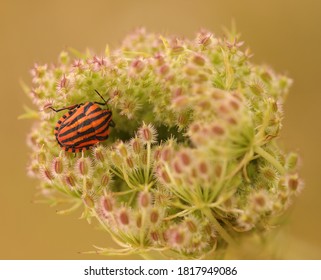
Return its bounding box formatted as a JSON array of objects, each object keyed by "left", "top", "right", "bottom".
[
  {"left": 96, "top": 135, "right": 109, "bottom": 141},
  {"left": 63, "top": 112, "right": 86, "bottom": 128},
  {"left": 55, "top": 111, "right": 74, "bottom": 132},
  {"left": 92, "top": 113, "right": 112, "bottom": 132},
  {"left": 59, "top": 111, "right": 108, "bottom": 139},
  {"left": 55, "top": 136, "right": 63, "bottom": 147},
  {"left": 83, "top": 102, "right": 94, "bottom": 114},
  {"left": 73, "top": 135, "right": 97, "bottom": 147},
  {"left": 61, "top": 126, "right": 96, "bottom": 144},
  {"left": 61, "top": 118, "right": 110, "bottom": 150},
  {"left": 87, "top": 106, "right": 102, "bottom": 116},
  {"left": 54, "top": 126, "right": 59, "bottom": 133}
]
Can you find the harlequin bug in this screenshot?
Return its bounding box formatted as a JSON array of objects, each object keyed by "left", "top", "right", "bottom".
[{"left": 49, "top": 90, "right": 115, "bottom": 153}]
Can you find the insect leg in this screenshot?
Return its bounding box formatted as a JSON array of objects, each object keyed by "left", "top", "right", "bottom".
[
  {"left": 94, "top": 101, "right": 110, "bottom": 106},
  {"left": 49, "top": 104, "right": 82, "bottom": 113},
  {"left": 109, "top": 119, "right": 116, "bottom": 127}
]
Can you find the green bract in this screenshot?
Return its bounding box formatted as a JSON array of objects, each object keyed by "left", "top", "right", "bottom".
[{"left": 25, "top": 28, "right": 302, "bottom": 259}]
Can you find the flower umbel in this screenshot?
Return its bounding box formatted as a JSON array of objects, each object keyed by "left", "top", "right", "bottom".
[{"left": 24, "top": 28, "right": 302, "bottom": 259}]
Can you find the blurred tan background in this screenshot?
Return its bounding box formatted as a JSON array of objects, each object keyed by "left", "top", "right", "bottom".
[{"left": 1, "top": 0, "right": 320, "bottom": 259}]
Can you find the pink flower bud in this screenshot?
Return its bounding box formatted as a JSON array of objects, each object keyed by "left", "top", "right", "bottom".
[
  {"left": 138, "top": 191, "right": 151, "bottom": 208},
  {"left": 186, "top": 219, "right": 197, "bottom": 233},
  {"left": 52, "top": 157, "right": 65, "bottom": 176},
  {"left": 131, "top": 59, "right": 145, "bottom": 73},
  {"left": 116, "top": 141, "right": 128, "bottom": 157},
  {"left": 179, "top": 151, "right": 191, "bottom": 166},
  {"left": 192, "top": 54, "right": 205, "bottom": 66},
  {"left": 101, "top": 173, "right": 111, "bottom": 187},
  {"left": 92, "top": 146, "right": 105, "bottom": 163},
  {"left": 130, "top": 137, "right": 142, "bottom": 155},
  {"left": 150, "top": 231, "right": 159, "bottom": 242},
  {"left": 136, "top": 214, "right": 142, "bottom": 228},
  {"left": 119, "top": 208, "right": 130, "bottom": 226},
  {"left": 150, "top": 208, "right": 160, "bottom": 224},
  {"left": 138, "top": 123, "right": 157, "bottom": 144},
  {"left": 76, "top": 157, "right": 92, "bottom": 177},
  {"left": 83, "top": 194, "right": 95, "bottom": 208},
  {"left": 197, "top": 31, "right": 213, "bottom": 46},
  {"left": 101, "top": 195, "right": 114, "bottom": 213},
  {"left": 64, "top": 173, "right": 76, "bottom": 188},
  {"left": 160, "top": 146, "right": 173, "bottom": 162},
  {"left": 211, "top": 124, "right": 225, "bottom": 136},
  {"left": 40, "top": 166, "right": 54, "bottom": 182},
  {"left": 159, "top": 65, "right": 169, "bottom": 75}
]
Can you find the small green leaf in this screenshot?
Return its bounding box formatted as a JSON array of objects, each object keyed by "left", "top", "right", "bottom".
[
  {"left": 68, "top": 47, "right": 86, "bottom": 59},
  {"left": 19, "top": 80, "right": 30, "bottom": 95},
  {"left": 18, "top": 105, "right": 39, "bottom": 120}
]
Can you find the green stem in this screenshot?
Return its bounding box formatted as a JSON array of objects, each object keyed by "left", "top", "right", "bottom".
[
  {"left": 140, "top": 206, "right": 147, "bottom": 246},
  {"left": 56, "top": 200, "right": 82, "bottom": 215},
  {"left": 145, "top": 142, "right": 151, "bottom": 185},
  {"left": 202, "top": 207, "right": 237, "bottom": 247},
  {"left": 221, "top": 48, "right": 234, "bottom": 90},
  {"left": 140, "top": 250, "right": 175, "bottom": 260},
  {"left": 254, "top": 146, "right": 286, "bottom": 175},
  {"left": 121, "top": 166, "right": 137, "bottom": 189},
  {"left": 92, "top": 210, "right": 127, "bottom": 248},
  {"left": 209, "top": 160, "right": 228, "bottom": 202}
]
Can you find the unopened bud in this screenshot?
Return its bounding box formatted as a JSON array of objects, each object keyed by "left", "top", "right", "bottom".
[
  {"left": 198, "top": 161, "right": 209, "bottom": 176},
  {"left": 131, "top": 137, "right": 142, "bottom": 154},
  {"left": 93, "top": 146, "right": 105, "bottom": 163},
  {"left": 37, "top": 151, "right": 47, "bottom": 164},
  {"left": 136, "top": 213, "right": 142, "bottom": 228},
  {"left": 101, "top": 195, "right": 114, "bottom": 213},
  {"left": 119, "top": 208, "right": 130, "bottom": 226},
  {"left": 192, "top": 54, "right": 205, "bottom": 66},
  {"left": 138, "top": 123, "right": 157, "bottom": 144},
  {"left": 288, "top": 174, "right": 300, "bottom": 193},
  {"left": 138, "top": 191, "right": 151, "bottom": 208},
  {"left": 76, "top": 157, "right": 92, "bottom": 177},
  {"left": 64, "top": 173, "right": 76, "bottom": 188},
  {"left": 150, "top": 208, "right": 160, "bottom": 224},
  {"left": 41, "top": 166, "right": 54, "bottom": 182},
  {"left": 116, "top": 142, "right": 128, "bottom": 157},
  {"left": 160, "top": 147, "right": 173, "bottom": 162},
  {"left": 198, "top": 31, "right": 212, "bottom": 46},
  {"left": 211, "top": 124, "right": 225, "bottom": 136},
  {"left": 52, "top": 157, "right": 65, "bottom": 176},
  {"left": 150, "top": 231, "right": 159, "bottom": 242},
  {"left": 158, "top": 167, "right": 171, "bottom": 184},
  {"left": 101, "top": 173, "right": 111, "bottom": 187},
  {"left": 111, "top": 151, "right": 123, "bottom": 166},
  {"left": 83, "top": 194, "right": 95, "bottom": 208},
  {"left": 185, "top": 218, "right": 197, "bottom": 233},
  {"left": 286, "top": 153, "right": 299, "bottom": 170},
  {"left": 179, "top": 151, "right": 191, "bottom": 166},
  {"left": 131, "top": 59, "right": 145, "bottom": 73},
  {"left": 159, "top": 65, "right": 169, "bottom": 75},
  {"left": 126, "top": 156, "right": 134, "bottom": 169}
]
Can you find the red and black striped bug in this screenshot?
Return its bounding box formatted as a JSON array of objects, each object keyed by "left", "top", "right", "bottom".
[{"left": 49, "top": 90, "right": 115, "bottom": 153}]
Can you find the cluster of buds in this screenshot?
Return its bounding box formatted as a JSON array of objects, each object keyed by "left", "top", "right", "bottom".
[{"left": 23, "top": 28, "right": 302, "bottom": 259}]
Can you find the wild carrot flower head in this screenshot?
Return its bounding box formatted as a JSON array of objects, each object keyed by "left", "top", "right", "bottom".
[{"left": 23, "top": 28, "right": 302, "bottom": 259}]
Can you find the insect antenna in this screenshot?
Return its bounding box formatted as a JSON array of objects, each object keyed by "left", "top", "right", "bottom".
[{"left": 94, "top": 89, "right": 109, "bottom": 104}]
